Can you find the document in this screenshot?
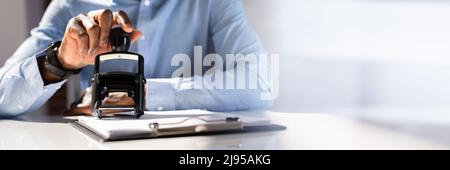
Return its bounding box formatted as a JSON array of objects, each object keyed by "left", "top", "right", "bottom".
[{"left": 74, "top": 109, "right": 280, "bottom": 141}]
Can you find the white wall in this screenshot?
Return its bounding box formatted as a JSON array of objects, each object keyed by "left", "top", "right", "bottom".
[
  {"left": 0, "top": 0, "right": 28, "bottom": 66},
  {"left": 0, "top": 0, "right": 42, "bottom": 66},
  {"left": 243, "top": 0, "right": 450, "bottom": 113},
  {"left": 4, "top": 0, "right": 450, "bottom": 114}
]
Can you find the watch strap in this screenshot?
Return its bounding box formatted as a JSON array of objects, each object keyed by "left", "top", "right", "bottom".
[{"left": 43, "top": 41, "right": 81, "bottom": 79}]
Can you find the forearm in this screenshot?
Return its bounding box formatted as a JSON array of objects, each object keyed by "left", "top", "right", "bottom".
[
  {"left": 0, "top": 0, "right": 76, "bottom": 117},
  {"left": 145, "top": 75, "right": 273, "bottom": 112}
]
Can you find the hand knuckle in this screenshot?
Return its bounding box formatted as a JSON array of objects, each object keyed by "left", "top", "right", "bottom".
[
  {"left": 78, "top": 32, "right": 88, "bottom": 39},
  {"left": 68, "top": 17, "right": 80, "bottom": 26},
  {"left": 87, "top": 24, "right": 100, "bottom": 33},
  {"left": 77, "top": 13, "right": 87, "bottom": 18}
]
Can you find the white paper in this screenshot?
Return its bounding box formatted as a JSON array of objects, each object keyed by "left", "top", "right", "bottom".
[{"left": 77, "top": 110, "right": 271, "bottom": 140}]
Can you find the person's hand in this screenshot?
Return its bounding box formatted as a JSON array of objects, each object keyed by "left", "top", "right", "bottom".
[{"left": 58, "top": 9, "right": 142, "bottom": 70}]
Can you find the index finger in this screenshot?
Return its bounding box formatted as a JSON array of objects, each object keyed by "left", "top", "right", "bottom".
[
  {"left": 88, "top": 9, "right": 114, "bottom": 47},
  {"left": 113, "top": 10, "right": 134, "bottom": 33}
]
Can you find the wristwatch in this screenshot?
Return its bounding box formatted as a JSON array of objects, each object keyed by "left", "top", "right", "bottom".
[{"left": 40, "top": 41, "right": 82, "bottom": 79}]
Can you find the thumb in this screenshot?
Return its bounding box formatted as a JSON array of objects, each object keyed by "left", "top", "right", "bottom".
[{"left": 130, "top": 30, "right": 142, "bottom": 43}]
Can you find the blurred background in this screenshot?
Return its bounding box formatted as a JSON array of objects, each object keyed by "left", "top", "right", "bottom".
[
  {"left": 2, "top": 0, "right": 450, "bottom": 116},
  {"left": 243, "top": 0, "right": 450, "bottom": 115}
]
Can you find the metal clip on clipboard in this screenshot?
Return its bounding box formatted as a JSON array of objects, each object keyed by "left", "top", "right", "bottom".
[
  {"left": 73, "top": 110, "right": 282, "bottom": 141},
  {"left": 148, "top": 117, "right": 243, "bottom": 137}
]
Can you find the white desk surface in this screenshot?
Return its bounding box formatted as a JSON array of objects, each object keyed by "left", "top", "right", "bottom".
[{"left": 0, "top": 110, "right": 448, "bottom": 150}]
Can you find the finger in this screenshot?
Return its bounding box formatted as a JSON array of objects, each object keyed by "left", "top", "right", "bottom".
[
  {"left": 79, "top": 14, "right": 100, "bottom": 56},
  {"left": 129, "top": 30, "right": 142, "bottom": 43},
  {"left": 103, "top": 92, "right": 135, "bottom": 106},
  {"left": 104, "top": 92, "right": 127, "bottom": 103},
  {"left": 64, "top": 106, "right": 92, "bottom": 116},
  {"left": 89, "top": 9, "right": 113, "bottom": 47},
  {"left": 113, "top": 10, "right": 134, "bottom": 32},
  {"left": 67, "top": 17, "right": 89, "bottom": 56}
]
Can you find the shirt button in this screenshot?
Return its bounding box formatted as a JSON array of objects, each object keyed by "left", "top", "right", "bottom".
[
  {"left": 156, "top": 105, "right": 164, "bottom": 111},
  {"left": 140, "top": 35, "right": 146, "bottom": 40},
  {"left": 144, "top": 0, "right": 151, "bottom": 6}
]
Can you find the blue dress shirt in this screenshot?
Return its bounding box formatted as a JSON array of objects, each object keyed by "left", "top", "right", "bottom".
[{"left": 0, "top": 0, "right": 272, "bottom": 117}]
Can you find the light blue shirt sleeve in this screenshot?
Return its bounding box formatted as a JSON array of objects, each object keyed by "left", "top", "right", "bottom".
[
  {"left": 0, "top": 0, "right": 70, "bottom": 117},
  {"left": 0, "top": 0, "right": 273, "bottom": 117},
  {"left": 145, "top": 0, "right": 273, "bottom": 112}
]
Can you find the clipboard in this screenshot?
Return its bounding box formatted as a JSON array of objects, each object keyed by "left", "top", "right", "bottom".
[{"left": 71, "top": 110, "right": 286, "bottom": 141}]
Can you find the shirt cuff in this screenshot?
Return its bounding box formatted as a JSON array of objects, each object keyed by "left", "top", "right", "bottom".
[
  {"left": 25, "top": 56, "right": 66, "bottom": 91},
  {"left": 25, "top": 56, "right": 66, "bottom": 104},
  {"left": 2, "top": 57, "right": 65, "bottom": 114},
  {"left": 22, "top": 57, "right": 45, "bottom": 96},
  {"left": 146, "top": 78, "right": 176, "bottom": 111}
]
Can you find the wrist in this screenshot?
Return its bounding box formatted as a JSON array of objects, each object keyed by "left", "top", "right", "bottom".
[
  {"left": 56, "top": 47, "right": 84, "bottom": 70},
  {"left": 37, "top": 55, "right": 65, "bottom": 85},
  {"left": 40, "top": 41, "right": 82, "bottom": 81}
]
